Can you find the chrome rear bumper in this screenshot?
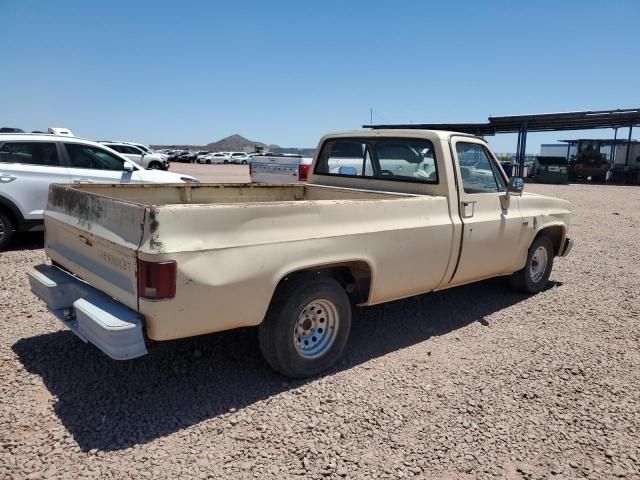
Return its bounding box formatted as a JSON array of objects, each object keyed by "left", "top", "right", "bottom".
[{"left": 28, "top": 264, "right": 147, "bottom": 360}]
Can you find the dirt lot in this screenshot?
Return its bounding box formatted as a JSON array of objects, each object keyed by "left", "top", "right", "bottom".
[
  {"left": 169, "top": 163, "right": 251, "bottom": 183},
  {"left": 1, "top": 171, "right": 639, "bottom": 479}
]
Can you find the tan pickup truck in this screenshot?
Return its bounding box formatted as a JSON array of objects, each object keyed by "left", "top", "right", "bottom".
[{"left": 29, "top": 129, "right": 574, "bottom": 377}]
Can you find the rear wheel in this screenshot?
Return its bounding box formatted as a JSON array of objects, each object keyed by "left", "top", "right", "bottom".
[
  {"left": 223, "top": 160, "right": 229, "bottom": 164},
  {"left": 0, "top": 210, "right": 15, "bottom": 251},
  {"left": 259, "top": 274, "right": 351, "bottom": 378},
  {"left": 510, "top": 235, "right": 554, "bottom": 294}
]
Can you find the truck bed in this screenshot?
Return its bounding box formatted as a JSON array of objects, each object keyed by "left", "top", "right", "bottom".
[
  {"left": 44, "top": 182, "right": 453, "bottom": 341},
  {"left": 58, "top": 182, "right": 408, "bottom": 205}
]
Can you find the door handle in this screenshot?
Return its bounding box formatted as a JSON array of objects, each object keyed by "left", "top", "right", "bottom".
[
  {"left": 72, "top": 179, "right": 94, "bottom": 184},
  {"left": 461, "top": 200, "right": 477, "bottom": 218},
  {"left": 0, "top": 174, "right": 16, "bottom": 183}
]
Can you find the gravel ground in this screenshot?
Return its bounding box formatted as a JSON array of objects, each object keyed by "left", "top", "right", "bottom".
[
  {"left": 169, "top": 163, "right": 251, "bottom": 183},
  {"left": 1, "top": 175, "right": 639, "bottom": 479}
]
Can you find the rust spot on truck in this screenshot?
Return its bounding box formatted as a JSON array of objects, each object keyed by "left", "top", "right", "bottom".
[
  {"left": 148, "top": 208, "right": 165, "bottom": 253},
  {"left": 49, "top": 185, "right": 105, "bottom": 230}
]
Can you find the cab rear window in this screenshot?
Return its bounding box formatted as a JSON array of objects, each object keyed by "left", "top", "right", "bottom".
[{"left": 314, "top": 138, "right": 438, "bottom": 184}]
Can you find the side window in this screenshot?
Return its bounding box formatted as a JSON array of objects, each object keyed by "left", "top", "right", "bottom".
[
  {"left": 315, "top": 138, "right": 438, "bottom": 183},
  {"left": 456, "top": 143, "right": 505, "bottom": 194},
  {"left": 105, "top": 145, "right": 123, "bottom": 153},
  {"left": 65, "top": 143, "right": 125, "bottom": 171},
  {"left": 122, "top": 145, "right": 142, "bottom": 155},
  {"left": 0, "top": 142, "right": 61, "bottom": 166}
]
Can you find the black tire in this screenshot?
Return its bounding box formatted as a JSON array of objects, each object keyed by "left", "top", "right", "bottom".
[
  {"left": 241, "top": 160, "right": 247, "bottom": 165},
  {"left": 223, "top": 160, "right": 229, "bottom": 164},
  {"left": 0, "top": 210, "right": 15, "bottom": 251},
  {"left": 510, "top": 235, "right": 554, "bottom": 294},
  {"left": 259, "top": 274, "right": 352, "bottom": 378},
  {"left": 206, "top": 160, "right": 211, "bottom": 165},
  {"left": 148, "top": 162, "right": 162, "bottom": 170}
]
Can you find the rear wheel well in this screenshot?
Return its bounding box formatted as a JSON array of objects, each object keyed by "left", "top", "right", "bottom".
[
  {"left": 535, "top": 226, "right": 564, "bottom": 256},
  {"left": 278, "top": 261, "right": 372, "bottom": 305}
]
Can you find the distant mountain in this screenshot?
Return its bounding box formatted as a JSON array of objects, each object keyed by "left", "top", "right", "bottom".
[
  {"left": 207, "top": 134, "right": 279, "bottom": 152},
  {"left": 151, "top": 134, "right": 280, "bottom": 152}
]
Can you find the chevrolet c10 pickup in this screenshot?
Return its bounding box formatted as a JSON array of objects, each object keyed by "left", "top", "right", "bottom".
[{"left": 29, "top": 129, "right": 574, "bottom": 377}]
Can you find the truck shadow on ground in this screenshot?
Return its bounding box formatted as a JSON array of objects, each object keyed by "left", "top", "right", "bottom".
[{"left": 13, "top": 277, "right": 557, "bottom": 452}]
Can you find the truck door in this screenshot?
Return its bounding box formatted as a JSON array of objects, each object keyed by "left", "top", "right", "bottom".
[{"left": 449, "top": 137, "right": 524, "bottom": 284}]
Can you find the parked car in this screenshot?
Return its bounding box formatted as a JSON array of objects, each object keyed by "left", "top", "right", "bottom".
[
  {"left": 198, "top": 152, "right": 229, "bottom": 164},
  {"left": 120, "top": 142, "right": 169, "bottom": 160},
  {"left": 196, "top": 153, "right": 210, "bottom": 164},
  {"left": 227, "top": 152, "right": 251, "bottom": 164},
  {"left": 250, "top": 153, "right": 313, "bottom": 182},
  {"left": 28, "top": 129, "right": 573, "bottom": 377},
  {"left": 100, "top": 142, "right": 169, "bottom": 170},
  {"left": 128, "top": 142, "right": 152, "bottom": 153},
  {"left": 0, "top": 133, "right": 198, "bottom": 250},
  {"left": 168, "top": 150, "right": 189, "bottom": 162},
  {"left": 176, "top": 150, "right": 197, "bottom": 163}
]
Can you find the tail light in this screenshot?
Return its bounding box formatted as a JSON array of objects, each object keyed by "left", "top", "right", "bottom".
[
  {"left": 137, "top": 259, "right": 176, "bottom": 300},
  {"left": 298, "top": 164, "right": 310, "bottom": 181}
]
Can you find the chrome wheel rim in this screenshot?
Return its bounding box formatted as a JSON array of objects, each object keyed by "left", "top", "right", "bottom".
[
  {"left": 530, "top": 246, "right": 548, "bottom": 283},
  {"left": 293, "top": 299, "right": 339, "bottom": 359}
]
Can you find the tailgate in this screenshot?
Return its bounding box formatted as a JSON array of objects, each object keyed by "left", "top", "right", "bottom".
[
  {"left": 251, "top": 156, "right": 300, "bottom": 183},
  {"left": 44, "top": 184, "right": 146, "bottom": 310}
]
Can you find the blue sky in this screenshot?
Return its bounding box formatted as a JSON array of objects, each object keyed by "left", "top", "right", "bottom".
[{"left": 1, "top": 0, "right": 638, "bottom": 152}]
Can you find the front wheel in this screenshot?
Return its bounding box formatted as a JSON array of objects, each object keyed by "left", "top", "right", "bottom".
[
  {"left": 259, "top": 274, "right": 351, "bottom": 378},
  {"left": 148, "top": 162, "right": 162, "bottom": 170},
  {"left": 510, "top": 235, "right": 554, "bottom": 294},
  {"left": 0, "top": 210, "right": 15, "bottom": 251}
]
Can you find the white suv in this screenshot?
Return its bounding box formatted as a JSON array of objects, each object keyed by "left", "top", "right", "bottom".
[
  {"left": 0, "top": 134, "right": 198, "bottom": 250},
  {"left": 100, "top": 142, "right": 169, "bottom": 170}
]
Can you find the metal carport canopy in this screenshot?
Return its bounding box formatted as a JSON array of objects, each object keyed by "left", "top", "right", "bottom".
[
  {"left": 364, "top": 108, "right": 640, "bottom": 135},
  {"left": 488, "top": 108, "right": 640, "bottom": 133},
  {"left": 364, "top": 108, "right": 640, "bottom": 175}
]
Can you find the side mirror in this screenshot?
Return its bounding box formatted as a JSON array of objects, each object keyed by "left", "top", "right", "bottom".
[
  {"left": 500, "top": 176, "right": 524, "bottom": 210},
  {"left": 507, "top": 176, "right": 524, "bottom": 196},
  {"left": 123, "top": 161, "right": 134, "bottom": 172}
]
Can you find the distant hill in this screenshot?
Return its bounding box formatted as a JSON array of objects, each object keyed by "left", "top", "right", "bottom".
[
  {"left": 151, "top": 133, "right": 279, "bottom": 152},
  {"left": 207, "top": 134, "right": 278, "bottom": 151}
]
